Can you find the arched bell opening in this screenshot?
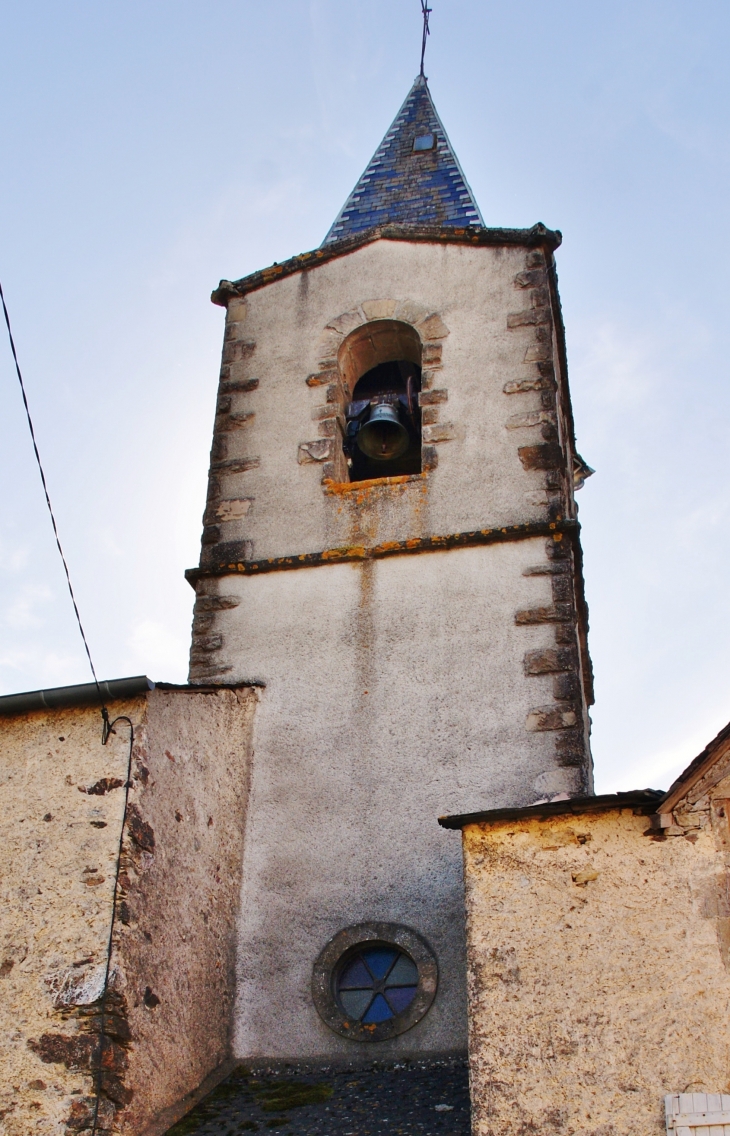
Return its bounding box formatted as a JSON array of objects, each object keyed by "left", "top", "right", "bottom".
[{"left": 338, "top": 320, "right": 422, "bottom": 483}]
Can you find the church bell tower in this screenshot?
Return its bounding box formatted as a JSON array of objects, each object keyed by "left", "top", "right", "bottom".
[{"left": 185, "top": 75, "right": 593, "bottom": 1062}]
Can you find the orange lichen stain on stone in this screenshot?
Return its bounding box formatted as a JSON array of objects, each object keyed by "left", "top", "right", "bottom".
[
  {"left": 552, "top": 532, "right": 563, "bottom": 542},
  {"left": 321, "top": 546, "right": 366, "bottom": 561},
  {"left": 262, "top": 264, "right": 284, "bottom": 282},
  {"left": 323, "top": 474, "right": 419, "bottom": 496}
]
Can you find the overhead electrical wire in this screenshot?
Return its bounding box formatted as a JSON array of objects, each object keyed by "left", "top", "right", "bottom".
[
  {"left": 0, "top": 279, "right": 127, "bottom": 1133},
  {"left": 0, "top": 279, "right": 111, "bottom": 734}
]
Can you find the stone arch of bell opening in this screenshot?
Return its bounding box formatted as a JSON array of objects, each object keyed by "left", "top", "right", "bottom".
[
  {"left": 339, "top": 320, "right": 423, "bottom": 482},
  {"left": 303, "top": 302, "right": 451, "bottom": 486}
]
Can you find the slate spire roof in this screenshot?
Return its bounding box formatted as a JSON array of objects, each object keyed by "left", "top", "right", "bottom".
[{"left": 323, "top": 76, "right": 484, "bottom": 246}]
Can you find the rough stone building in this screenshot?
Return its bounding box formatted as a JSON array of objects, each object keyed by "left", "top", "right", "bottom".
[
  {"left": 441, "top": 720, "right": 730, "bottom": 1136},
  {"left": 0, "top": 74, "right": 596, "bottom": 1133},
  {"left": 0, "top": 680, "right": 257, "bottom": 1135}
]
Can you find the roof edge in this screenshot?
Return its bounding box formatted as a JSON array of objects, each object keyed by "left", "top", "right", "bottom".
[
  {"left": 660, "top": 718, "right": 730, "bottom": 813},
  {"left": 0, "top": 676, "right": 155, "bottom": 717},
  {"left": 438, "top": 789, "right": 664, "bottom": 830},
  {"left": 0, "top": 677, "right": 267, "bottom": 717},
  {"left": 211, "top": 222, "right": 562, "bottom": 306}
]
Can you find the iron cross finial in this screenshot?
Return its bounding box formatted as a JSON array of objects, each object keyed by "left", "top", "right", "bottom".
[{"left": 419, "top": 0, "right": 432, "bottom": 77}]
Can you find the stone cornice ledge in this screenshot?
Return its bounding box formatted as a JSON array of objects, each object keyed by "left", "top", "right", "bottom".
[
  {"left": 211, "top": 223, "right": 563, "bottom": 306},
  {"left": 185, "top": 518, "right": 579, "bottom": 586}
]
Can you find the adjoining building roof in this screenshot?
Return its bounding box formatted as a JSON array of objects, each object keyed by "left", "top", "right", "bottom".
[
  {"left": 438, "top": 790, "right": 664, "bottom": 830},
  {"left": 439, "top": 714, "right": 730, "bottom": 829},
  {"left": 0, "top": 677, "right": 266, "bottom": 716},
  {"left": 0, "top": 675, "right": 155, "bottom": 716},
  {"left": 322, "top": 75, "right": 484, "bottom": 246},
  {"left": 660, "top": 717, "right": 730, "bottom": 813}
]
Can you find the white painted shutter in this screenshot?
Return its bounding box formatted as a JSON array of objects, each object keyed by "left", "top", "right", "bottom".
[{"left": 665, "top": 1094, "right": 730, "bottom": 1136}]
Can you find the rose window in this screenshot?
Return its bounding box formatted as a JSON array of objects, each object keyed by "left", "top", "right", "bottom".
[
  {"left": 336, "top": 946, "right": 419, "bottom": 1024},
  {"left": 312, "top": 922, "right": 438, "bottom": 1042}
]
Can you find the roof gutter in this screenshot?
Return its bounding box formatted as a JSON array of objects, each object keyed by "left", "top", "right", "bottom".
[
  {"left": 438, "top": 789, "right": 664, "bottom": 830},
  {"left": 0, "top": 676, "right": 154, "bottom": 717}
]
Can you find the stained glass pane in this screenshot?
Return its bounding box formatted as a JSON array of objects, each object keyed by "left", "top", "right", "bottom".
[
  {"left": 361, "top": 993, "right": 393, "bottom": 1023},
  {"left": 339, "top": 989, "right": 374, "bottom": 1019},
  {"left": 385, "top": 986, "right": 418, "bottom": 1014},
  {"left": 385, "top": 955, "right": 418, "bottom": 987},
  {"left": 338, "top": 957, "right": 372, "bottom": 989},
  {"left": 361, "top": 948, "right": 398, "bottom": 980}
]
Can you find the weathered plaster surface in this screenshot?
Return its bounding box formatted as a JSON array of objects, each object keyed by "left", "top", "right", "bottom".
[
  {"left": 0, "top": 697, "right": 142, "bottom": 1135},
  {"left": 115, "top": 686, "right": 256, "bottom": 1134},
  {"left": 223, "top": 540, "right": 585, "bottom": 1063},
  {"left": 0, "top": 686, "right": 256, "bottom": 1134},
  {"left": 462, "top": 809, "right": 730, "bottom": 1136},
  {"left": 189, "top": 232, "right": 592, "bottom": 1063},
  {"left": 199, "top": 238, "right": 577, "bottom": 564}
]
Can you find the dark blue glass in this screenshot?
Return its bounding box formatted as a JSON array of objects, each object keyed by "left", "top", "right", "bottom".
[
  {"left": 361, "top": 948, "right": 397, "bottom": 980},
  {"left": 361, "top": 993, "right": 393, "bottom": 1023},
  {"left": 385, "top": 986, "right": 418, "bottom": 1014},
  {"left": 336, "top": 946, "right": 419, "bottom": 1023},
  {"left": 338, "top": 957, "right": 371, "bottom": 989}
]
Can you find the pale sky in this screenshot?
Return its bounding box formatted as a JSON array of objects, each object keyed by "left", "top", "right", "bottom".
[{"left": 1, "top": 1, "right": 729, "bottom": 794}]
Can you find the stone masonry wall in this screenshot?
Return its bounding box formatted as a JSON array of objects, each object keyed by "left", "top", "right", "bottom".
[
  {"left": 0, "top": 686, "right": 256, "bottom": 1135},
  {"left": 0, "top": 696, "right": 144, "bottom": 1135},
  {"left": 462, "top": 807, "right": 730, "bottom": 1136},
  {"left": 116, "top": 686, "right": 256, "bottom": 1135}
]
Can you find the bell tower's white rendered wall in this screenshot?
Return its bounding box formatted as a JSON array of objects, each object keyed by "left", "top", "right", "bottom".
[{"left": 188, "top": 235, "right": 593, "bottom": 1060}]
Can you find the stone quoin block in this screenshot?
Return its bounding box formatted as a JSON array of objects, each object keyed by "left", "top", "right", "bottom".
[
  {"left": 298, "top": 439, "right": 333, "bottom": 464},
  {"left": 200, "top": 540, "right": 253, "bottom": 568},
  {"left": 422, "top": 423, "right": 456, "bottom": 444},
  {"left": 210, "top": 457, "right": 261, "bottom": 475},
  {"left": 518, "top": 443, "right": 564, "bottom": 471},
  {"left": 514, "top": 604, "right": 573, "bottom": 625},
  {"left": 525, "top": 705, "right": 578, "bottom": 731},
  {"left": 209, "top": 498, "right": 253, "bottom": 523},
  {"left": 523, "top": 647, "right": 577, "bottom": 675},
  {"left": 418, "top": 389, "right": 448, "bottom": 405},
  {"left": 306, "top": 369, "right": 339, "bottom": 388},
  {"left": 503, "top": 376, "right": 554, "bottom": 394},
  {"left": 524, "top": 343, "right": 552, "bottom": 363},
  {"left": 513, "top": 269, "right": 546, "bottom": 289},
  {"left": 505, "top": 411, "right": 556, "bottom": 430},
  {"left": 194, "top": 595, "right": 241, "bottom": 612},
  {"left": 507, "top": 307, "right": 551, "bottom": 329},
  {"left": 220, "top": 378, "right": 259, "bottom": 394}
]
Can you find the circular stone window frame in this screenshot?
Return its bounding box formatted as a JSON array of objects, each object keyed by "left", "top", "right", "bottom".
[{"left": 312, "top": 922, "right": 438, "bottom": 1043}]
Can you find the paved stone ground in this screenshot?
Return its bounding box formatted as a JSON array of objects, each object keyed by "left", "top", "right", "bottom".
[{"left": 166, "top": 1059, "right": 470, "bottom": 1136}]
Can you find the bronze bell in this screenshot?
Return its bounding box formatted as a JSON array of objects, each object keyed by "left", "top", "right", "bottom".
[{"left": 356, "top": 402, "right": 410, "bottom": 461}]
